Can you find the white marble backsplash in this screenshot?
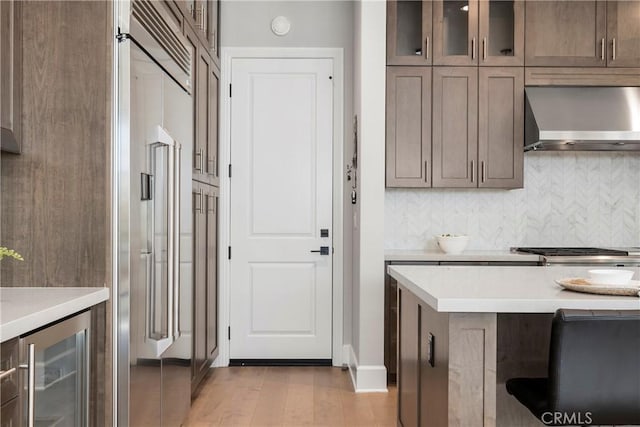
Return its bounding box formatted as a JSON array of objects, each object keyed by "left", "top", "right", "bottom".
[{"left": 385, "top": 152, "right": 640, "bottom": 251}]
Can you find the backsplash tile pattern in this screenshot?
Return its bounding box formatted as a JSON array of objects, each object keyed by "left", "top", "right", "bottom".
[{"left": 385, "top": 153, "right": 640, "bottom": 250}]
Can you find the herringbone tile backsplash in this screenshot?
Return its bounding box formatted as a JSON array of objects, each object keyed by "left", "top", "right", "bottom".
[{"left": 385, "top": 153, "right": 640, "bottom": 250}]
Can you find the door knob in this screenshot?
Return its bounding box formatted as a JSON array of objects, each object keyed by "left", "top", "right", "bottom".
[{"left": 310, "top": 246, "right": 330, "bottom": 255}]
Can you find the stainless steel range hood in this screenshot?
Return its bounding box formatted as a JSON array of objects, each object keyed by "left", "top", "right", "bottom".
[{"left": 524, "top": 86, "right": 640, "bottom": 151}]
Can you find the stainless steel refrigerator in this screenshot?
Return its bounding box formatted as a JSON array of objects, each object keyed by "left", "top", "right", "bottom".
[{"left": 114, "top": 1, "right": 193, "bottom": 425}]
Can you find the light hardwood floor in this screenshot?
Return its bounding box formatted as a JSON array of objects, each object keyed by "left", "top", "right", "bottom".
[{"left": 184, "top": 367, "right": 397, "bottom": 426}]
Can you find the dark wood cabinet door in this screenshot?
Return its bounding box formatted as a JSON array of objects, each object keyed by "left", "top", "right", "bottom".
[
  {"left": 433, "top": 0, "right": 479, "bottom": 66},
  {"left": 387, "top": 0, "right": 433, "bottom": 65},
  {"left": 195, "top": 48, "right": 211, "bottom": 181},
  {"left": 398, "top": 289, "right": 420, "bottom": 427},
  {"left": 0, "top": 0, "right": 22, "bottom": 153},
  {"left": 432, "top": 67, "right": 478, "bottom": 188},
  {"left": 206, "top": 188, "right": 219, "bottom": 360},
  {"left": 525, "top": 0, "right": 607, "bottom": 66},
  {"left": 478, "top": 67, "right": 523, "bottom": 189},
  {"left": 386, "top": 67, "right": 432, "bottom": 188},
  {"left": 207, "top": 66, "right": 219, "bottom": 183},
  {"left": 192, "top": 184, "right": 208, "bottom": 391},
  {"left": 607, "top": 1, "right": 640, "bottom": 67},
  {"left": 478, "top": 0, "right": 524, "bottom": 66}
]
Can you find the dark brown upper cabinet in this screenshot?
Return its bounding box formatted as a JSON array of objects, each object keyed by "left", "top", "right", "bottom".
[
  {"left": 387, "top": 0, "right": 433, "bottom": 65},
  {"left": 0, "top": 0, "right": 22, "bottom": 154},
  {"left": 433, "top": 0, "right": 524, "bottom": 66},
  {"left": 208, "top": 66, "right": 219, "bottom": 185},
  {"left": 432, "top": 67, "right": 478, "bottom": 188},
  {"left": 478, "top": 67, "right": 523, "bottom": 189},
  {"left": 431, "top": 66, "right": 523, "bottom": 189},
  {"left": 606, "top": 1, "right": 640, "bottom": 68},
  {"left": 525, "top": 1, "right": 607, "bottom": 67},
  {"left": 176, "top": 0, "right": 219, "bottom": 63},
  {"left": 386, "top": 67, "right": 432, "bottom": 188}
]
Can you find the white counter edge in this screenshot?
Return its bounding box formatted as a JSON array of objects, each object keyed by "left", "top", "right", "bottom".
[{"left": 0, "top": 287, "right": 110, "bottom": 342}]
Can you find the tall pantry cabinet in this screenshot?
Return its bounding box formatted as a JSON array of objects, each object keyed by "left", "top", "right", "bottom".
[{"left": 172, "top": 0, "right": 221, "bottom": 394}]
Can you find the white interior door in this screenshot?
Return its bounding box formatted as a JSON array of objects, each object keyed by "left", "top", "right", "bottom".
[{"left": 230, "top": 57, "right": 333, "bottom": 359}]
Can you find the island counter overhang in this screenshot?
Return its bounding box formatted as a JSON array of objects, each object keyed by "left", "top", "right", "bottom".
[
  {"left": 388, "top": 265, "right": 640, "bottom": 313},
  {"left": 388, "top": 265, "right": 640, "bottom": 427}
]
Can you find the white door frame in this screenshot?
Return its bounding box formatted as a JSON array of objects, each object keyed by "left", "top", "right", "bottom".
[{"left": 216, "top": 47, "right": 344, "bottom": 367}]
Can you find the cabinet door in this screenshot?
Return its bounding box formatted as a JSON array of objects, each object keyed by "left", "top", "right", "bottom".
[
  {"left": 433, "top": 0, "right": 479, "bottom": 65},
  {"left": 525, "top": 1, "right": 607, "bottom": 66},
  {"left": 398, "top": 288, "right": 420, "bottom": 427},
  {"left": 192, "top": 184, "right": 208, "bottom": 391},
  {"left": 195, "top": 49, "right": 211, "bottom": 181},
  {"left": 0, "top": 0, "right": 22, "bottom": 153},
  {"left": 478, "top": 0, "right": 524, "bottom": 66},
  {"left": 206, "top": 188, "right": 219, "bottom": 360},
  {"left": 478, "top": 68, "right": 523, "bottom": 189},
  {"left": 387, "top": 0, "right": 433, "bottom": 65},
  {"left": 386, "top": 67, "right": 432, "bottom": 188},
  {"left": 184, "top": 26, "right": 201, "bottom": 177},
  {"left": 209, "top": 0, "right": 220, "bottom": 66},
  {"left": 607, "top": 1, "right": 640, "bottom": 67},
  {"left": 207, "top": 66, "right": 219, "bottom": 183},
  {"left": 432, "top": 67, "right": 478, "bottom": 188},
  {"left": 420, "top": 303, "right": 449, "bottom": 427}
]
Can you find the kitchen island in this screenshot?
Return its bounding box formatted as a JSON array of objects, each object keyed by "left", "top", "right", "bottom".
[{"left": 388, "top": 265, "right": 640, "bottom": 427}]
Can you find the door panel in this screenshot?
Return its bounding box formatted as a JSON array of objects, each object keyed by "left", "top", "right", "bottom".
[
  {"left": 208, "top": 67, "right": 219, "bottom": 182},
  {"left": 607, "top": 1, "right": 640, "bottom": 67},
  {"left": 525, "top": 0, "right": 607, "bottom": 66},
  {"left": 206, "top": 189, "right": 219, "bottom": 360},
  {"left": 386, "top": 67, "right": 432, "bottom": 187},
  {"left": 387, "top": 0, "right": 433, "bottom": 65},
  {"left": 398, "top": 289, "right": 420, "bottom": 427},
  {"left": 478, "top": 68, "right": 523, "bottom": 189},
  {"left": 433, "top": 0, "right": 479, "bottom": 65},
  {"left": 432, "top": 67, "right": 478, "bottom": 188},
  {"left": 478, "top": 0, "right": 524, "bottom": 66},
  {"left": 230, "top": 58, "right": 333, "bottom": 359}
]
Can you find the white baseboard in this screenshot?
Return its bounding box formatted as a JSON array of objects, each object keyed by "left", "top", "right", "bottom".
[{"left": 345, "top": 345, "right": 388, "bottom": 393}]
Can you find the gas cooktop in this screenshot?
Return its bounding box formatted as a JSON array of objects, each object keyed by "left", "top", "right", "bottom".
[{"left": 512, "top": 247, "right": 629, "bottom": 256}]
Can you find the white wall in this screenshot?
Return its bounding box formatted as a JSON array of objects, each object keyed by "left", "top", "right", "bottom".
[
  {"left": 386, "top": 152, "right": 640, "bottom": 250},
  {"left": 221, "top": 0, "right": 356, "bottom": 360},
  {"left": 349, "top": 0, "right": 387, "bottom": 392}
]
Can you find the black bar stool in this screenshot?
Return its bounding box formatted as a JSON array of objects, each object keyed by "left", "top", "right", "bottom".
[{"left": 506, "top": 309, "right": 640, "bottom": 426}]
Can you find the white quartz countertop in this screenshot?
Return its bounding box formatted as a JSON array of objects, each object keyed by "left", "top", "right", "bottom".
[
  {"left": 388, "top": 265, "right": 640, "bottom": 313},
  {"left": 0, "top": 287, "right": 109, "bottom": 342},
  {"left": 385, "top": 249, "right": 541, "bottom": 263}
]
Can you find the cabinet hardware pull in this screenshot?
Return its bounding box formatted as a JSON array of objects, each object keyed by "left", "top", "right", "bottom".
[
  {"left": 471, "top": 37, "right": 476, "bottom": 60},
  {"left": 481, "top": 161, "right": 486, "bottom": 183},
  {"left": 424, "top": 160, "right": 428, "bottom": 183},
  {"left": 601, "top": 38, "right": 605, "bottom": 61},
  {"left": 471, "top": 160, "right": 475, "bottom": 183},
  {"left": 207, "top": 194, "right": 215, "bottom": 213},
  {"left": 425, "top": 36, "right": 430, "bottom": 59},
  {"left": 0, "top": 367, "right": 16, "bottom": 380},
  {"left": 213, "top": 30, "right": 217, "bottom": 54},
  {"left": 195, "top": 189, "right": 203, "bottom": 213},
  {"left": 195, "top": 149, "right": 203, "bottom": 172},
  {"left": 201, "top": 6, "right": 206, "bottom": 32},
  {"left": 483, "top": 37, "right": 487, "bottom": 60},
  {"left": 21, "top": 344, "right": 35, "bottom": 427},
  {"left": 612, "top": 38, "right": 616, "bottom": 61}
]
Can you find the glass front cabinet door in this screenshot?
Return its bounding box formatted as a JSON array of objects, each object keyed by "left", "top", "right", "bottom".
[
  {"left": 20, "top": 311, "right": 90, "bottom": 427},
  {"left": 387, "top": 0, "right": 433, "bottom": 65},
  {"left": 433, "top": 0, "right": 524, "bottom": 66}
]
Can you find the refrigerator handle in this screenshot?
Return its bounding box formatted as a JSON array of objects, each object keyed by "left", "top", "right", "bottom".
[
  {"left": 173, "top": 143, "right": 182, "bottom": 339},
  {"left": 166, "top": 142, "right": 175, "bottom": 346}
]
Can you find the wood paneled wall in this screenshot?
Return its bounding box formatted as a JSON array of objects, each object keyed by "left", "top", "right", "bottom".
[{"left": 0, "top": 2, "right": 112, "bottom": 425}]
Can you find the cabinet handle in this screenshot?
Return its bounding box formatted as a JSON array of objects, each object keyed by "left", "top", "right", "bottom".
[
  {"left": 195, "top": 149, "right": 203, "bottom": 172},
  {"left": 483, "top": 37, "right": 487, "bottom": 61},
  {"left": 213, "top": 30, "right": 217, "bottom": 54},
  {"left": 601, "top": 38, "right": 605, "bottom": 61},
  {"left": 470, "top": 160, "right": 475, "bottom": 183},
  {"left": 19, "top": 344, "right": 35, "bottom": 427},
  {"left": 195, "top": 189, "right": 203, "bottom": 213},
  {"left": 425, "top": 36, "right": 430, "bottom": 60},
  {"left": 201, "top": 5, "right": 207, "bottom": 32},
  {"left": 424, "top": 160, "right": 429, "bottom": 183},
  {"left": 481, "top": 161, "right": 486, "bottom": 183},
  {"left": 0, "top": 367, "right": 16, "bottom": 380},
  {"left": 612, "top": 38, "right": 617, "bottom": 61},
  {"left": 208, "top": 157, "right": 215, "bottom": 176},
  {"left": 471, "top": 37, "right": 476, "bottom": 60}
]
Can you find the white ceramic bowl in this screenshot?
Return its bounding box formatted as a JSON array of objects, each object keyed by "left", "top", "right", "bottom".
[
  {"left": 436, "top": 235, "right": 469, "bottom": 254},
  {"left": 587, "top": 269, "right": 635, "bottom": 286}
]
